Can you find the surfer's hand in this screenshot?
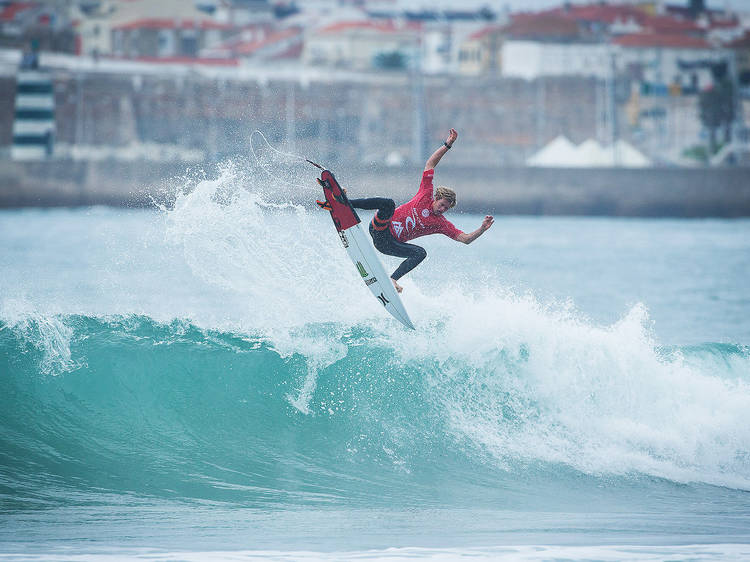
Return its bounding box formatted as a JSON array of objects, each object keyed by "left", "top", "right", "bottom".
[
  {"left": 481, "top": 215, "right": 494, "bottom": 230},
  {"left": 446, "top": 128, "right": 457, "bottom": 147}
]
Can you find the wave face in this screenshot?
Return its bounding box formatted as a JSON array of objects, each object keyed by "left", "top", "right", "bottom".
[{"left": 2, "top": 310, "right": 749, "bottom": 510}]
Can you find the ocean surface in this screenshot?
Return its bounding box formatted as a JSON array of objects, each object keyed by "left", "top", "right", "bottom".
[{"left": 1, "top": 159, "right": 749, "bottom": 560}]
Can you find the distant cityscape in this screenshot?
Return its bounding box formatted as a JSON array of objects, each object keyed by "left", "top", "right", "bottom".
[{"left": 1, "top": 0, "right": 749, "bottom": 167}]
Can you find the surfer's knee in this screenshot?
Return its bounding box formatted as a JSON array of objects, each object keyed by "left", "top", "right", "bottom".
[
  {"left": 377, "top": 199, "right": 395, "bottom": 220},
  {"left": 413, "top": 246, "right": 427, "bottom": 263}
]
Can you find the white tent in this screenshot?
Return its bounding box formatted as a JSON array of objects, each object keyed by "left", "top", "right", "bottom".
[
  {"left": 612, "top": 139, "right": 651, "bottom": 167},
  {"left": 575, "top": 139, "right": 611, "bottom": 167},
  {"left": 526, "top": 135, "right": 579, "bottom": 166},
  {"left": 526, "top": 137, "right": 651, "bottom": 167}
]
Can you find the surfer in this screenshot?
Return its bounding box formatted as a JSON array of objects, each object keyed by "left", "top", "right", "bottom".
[{"left": 349, "top": 129, "right": 494, "bottom": 293}]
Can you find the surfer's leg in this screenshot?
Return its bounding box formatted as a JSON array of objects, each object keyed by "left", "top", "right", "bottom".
[
  {"left": 349, "top": 198, "right": 395, "bottom": 221},
  {"left": 369, "top": 226, "right": 427, "bottom": 281},
  {"left": 390, "top": 244, "right": 427, "bottom": 281}
]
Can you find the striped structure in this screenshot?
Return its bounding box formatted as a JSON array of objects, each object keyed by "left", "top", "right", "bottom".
[{"left": 12, "top": 70, "right": 55, "bottom": 160}]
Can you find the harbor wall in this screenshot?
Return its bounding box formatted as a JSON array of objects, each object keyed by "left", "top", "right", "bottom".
[{"left": 2, "top": 159, "right": 749, "bottom": 217}]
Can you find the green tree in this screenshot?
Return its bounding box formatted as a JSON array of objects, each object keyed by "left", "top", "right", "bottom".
[{"left": 699, "top": 78, "right": 735, "bottom": 154}]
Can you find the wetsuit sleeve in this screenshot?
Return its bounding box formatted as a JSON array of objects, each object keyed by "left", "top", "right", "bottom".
[
  {"left": 438, "top": 217, "right": 463, "bottom": 240},
  {"left": 417, "top": 169, "right": 434, "bottom": 197}
]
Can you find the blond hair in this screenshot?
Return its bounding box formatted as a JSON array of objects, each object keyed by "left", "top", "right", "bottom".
[{"left": 434, "top": 186, "right": 456, "bottom": 208}]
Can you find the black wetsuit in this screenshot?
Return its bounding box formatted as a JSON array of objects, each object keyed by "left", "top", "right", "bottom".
[{"left": 349, "top": 197, "right": 427, "bottom": 281}]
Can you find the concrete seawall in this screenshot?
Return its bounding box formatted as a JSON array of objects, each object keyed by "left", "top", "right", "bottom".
[
  {"left": 406, "top": 165, "right": 750, "bottom": 217},
  {"left": 2, "top": 159, "right": 749, "bottom": 217}
]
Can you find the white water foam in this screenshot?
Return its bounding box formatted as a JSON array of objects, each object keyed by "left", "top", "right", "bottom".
[
  {"left": 2, "top": 544, "right": 749, "bottom": 561},
  {"left": 0, "top": 299, "right": 80, "bottom": 375},
  {"left": 386, "top": 285, "right": 750, "bottom": 490}
]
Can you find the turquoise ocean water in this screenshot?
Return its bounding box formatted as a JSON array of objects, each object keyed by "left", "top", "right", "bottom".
[{"left": 1, "top": 160, "right": 749, "bottom": 560}]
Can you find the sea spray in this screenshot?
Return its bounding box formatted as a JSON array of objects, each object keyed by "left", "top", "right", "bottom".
[{"left": 161, "top": 157, "right": 370, "bottom": 407}]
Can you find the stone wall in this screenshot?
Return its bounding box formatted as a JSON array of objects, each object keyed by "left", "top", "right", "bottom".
[
  {"left": 2, "top": 159, "right": 749, "bottom": 217},
  {"left": 6, "top": 69, "right": 601, "bottom": 166}
]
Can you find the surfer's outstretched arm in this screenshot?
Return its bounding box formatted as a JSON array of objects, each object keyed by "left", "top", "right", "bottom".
[
  {"left": 424, "top": 128, "right": 457, "bottom": 171},
  {"left": 456, "top": 215, "right": 494, "bottom": 244}
]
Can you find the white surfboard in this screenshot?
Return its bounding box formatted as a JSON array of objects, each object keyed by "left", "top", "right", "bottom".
[
  {"left": 336, "top": 223, "right": 414, "bottom": 329},
  {"left": 317, "top": 168, "right": 415, "bottom": 330}
]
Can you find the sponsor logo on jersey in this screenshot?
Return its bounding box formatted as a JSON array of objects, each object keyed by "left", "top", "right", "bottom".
[
  {"left": 394, "top": 207, "right": 429, "bottom": 239},
  {"left": 405, "top": 213, "right": 415, "bottom": 233}
]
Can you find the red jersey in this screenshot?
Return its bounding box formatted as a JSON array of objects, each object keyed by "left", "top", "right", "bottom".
[{"left": 388, "top": 169, "right": 463, "bottom": 242}]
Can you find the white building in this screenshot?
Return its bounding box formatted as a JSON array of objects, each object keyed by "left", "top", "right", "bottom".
[
  {"left": 303, "top": 20, "right": 420, "bottom": 70},
  {"left": 502, "top": 40, "right": 612, "bottom": 79},
  {"left": 613, "top": 33, "right": 730, "bottom": 92},
  {"left": 70, "top": 0, "right": 234, "bottom": 57},
  {"left": 502, "top": 35, "right": 728, "bottom": 91}
]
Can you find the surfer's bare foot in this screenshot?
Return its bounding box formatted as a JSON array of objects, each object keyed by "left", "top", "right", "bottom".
[{"left": 391, "top": 278, "right": 403, "bottom": 293}]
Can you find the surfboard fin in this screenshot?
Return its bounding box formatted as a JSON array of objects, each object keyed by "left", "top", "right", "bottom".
[{"left": 316, "top": 199, "right": 332, "bottom": 211}]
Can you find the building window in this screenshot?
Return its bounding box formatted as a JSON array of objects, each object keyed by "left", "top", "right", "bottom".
[
  {"left": 158, "top": 29, "right": 175, "bottom": 57},
  {"left": 112, "top": 30, "right": 123, "bottom": 55},
  {"left": 180, "top": 29, "right": 198, "bottom": 57}
]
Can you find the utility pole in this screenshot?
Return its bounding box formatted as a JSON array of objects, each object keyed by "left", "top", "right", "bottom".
[
  {"left": 609, "top": 48, "right": 619, "bottom": 166},
  {"left": 411, "top": 31, "right": 426, "bottom": 165},
  {"left": 535, "top": 76, "right": 546, "bottom": 152},
  {"left": 596, "top": 75, "right": 604, "bottom": 143}
]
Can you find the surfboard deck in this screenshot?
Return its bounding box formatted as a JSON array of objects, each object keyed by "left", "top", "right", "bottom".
[{"left": 317, "top": 169, "right": 415, "bottom": 330}]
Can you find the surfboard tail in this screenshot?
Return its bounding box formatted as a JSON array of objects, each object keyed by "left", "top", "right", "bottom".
[{"left": 318, "top": 170, "right": 360, "bottom": 231}]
